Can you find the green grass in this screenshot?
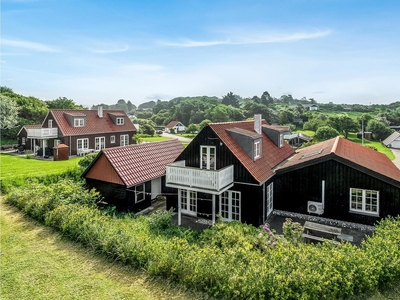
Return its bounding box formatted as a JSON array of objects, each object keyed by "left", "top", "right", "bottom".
[
  {"left": 0, "top": 153, "right": 82, "bottom": 180},
  {"left": 0, "top": 198, "right": 210, "bottom": 300},
  {"left": 141, "top": 136, "right": 173, "bottom": 142}
]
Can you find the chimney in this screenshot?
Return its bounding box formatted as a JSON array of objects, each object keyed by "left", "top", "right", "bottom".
[
  {"left": 254, "top": 114, "right": 262, "bottom": 134},
  {"left": 98, "top": 105, "right": 103, "bottom": 118}
]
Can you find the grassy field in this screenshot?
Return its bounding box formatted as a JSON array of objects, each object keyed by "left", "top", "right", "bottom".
[
  {"left": 141, "top": 136, "right": 173, "bottom": 142},
  {"left": 0, "top": 153, "right": 82, "bottom": 180},
  {"left": 0, "top": 198, "right": 211, "bottom": 300}
]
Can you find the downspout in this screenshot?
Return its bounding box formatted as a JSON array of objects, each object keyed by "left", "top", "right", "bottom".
[
  {"left": 322, "top": 180, "right": 325, "bottom": 209},
  {"left": 69, "top": 136, "right": 71, "bottom": 156}
]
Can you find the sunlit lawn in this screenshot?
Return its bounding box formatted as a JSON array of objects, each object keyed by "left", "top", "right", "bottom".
[
  {"left": 141, "top": 136, "right": 173, "bottom": 142},
  {"left": 0, "top": 153, "right": 82, "bottom": 180}
]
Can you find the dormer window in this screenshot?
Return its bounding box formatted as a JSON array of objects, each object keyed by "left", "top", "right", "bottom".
[
  {"left": 48, "top": 119, "right": 53, "bottom": 128},
  {"left": 254, "top": 141, "right": 261, "bottom": 159},
  {"left": 116, "top": 117, "right": 125, "bottom": 125},
  {"left": 74, "top": 118, "right": 85, "bottom": 127},
  {"left": 279, "top": 134, "right": 284, "bottom": 148}
]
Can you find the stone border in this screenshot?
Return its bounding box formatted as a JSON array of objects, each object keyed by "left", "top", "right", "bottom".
[{"left": 272, "top": 210, "right": 376, "bottom": 233}]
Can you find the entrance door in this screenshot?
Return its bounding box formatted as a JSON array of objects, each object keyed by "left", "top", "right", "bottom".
[
  {"left": 181, "top": 190, "right": 197, "bottom": 216},
  {"left": 220, "top": 191, "right": 241, "bottom": 221},
  {"left": 95, "top": 137, "right": 105, "bottom": 151}
]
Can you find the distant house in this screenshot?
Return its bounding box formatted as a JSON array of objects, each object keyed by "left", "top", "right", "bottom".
[
  {"left": 274, "top": 137, "right": 400, "bottom": 225},
  {"left": 383, "top": 132, "right": 400, "bottom": 149},
  {"left": 17, "top": 124, "right": 41, "bottom": 151},
  {"left": 165, "top": 121, "right": 186, "bottom": 133},
  {"left": 309, "top": 104, "right": 319, "bottom": 111},
  {"left": 24, "top": 107, "right": 137, "bottom": 156},
  {"left": 284, "top": 133, "right": 312, "bottom": 147},
  {"left": 82, "top": 139, "right": 184, "bottom": 212}
]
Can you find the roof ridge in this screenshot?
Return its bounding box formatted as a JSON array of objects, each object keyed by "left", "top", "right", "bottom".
[{"left": 331, "top": 136, "right": 340, "bottom": 153}]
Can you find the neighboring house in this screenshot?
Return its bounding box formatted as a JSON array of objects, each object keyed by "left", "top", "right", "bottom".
[
  {"left": 264, "top": 125, "right": 292, "bottom": 136},
  {"left": 383, "top": 132, "right": 400, "bottom": 149},
  {"left": 292, "top": 117, "right": 303, "bottom": 125},
  {"left": 25, "top": 107, "right": 137, "bottom": 156},
  {"left": 274, "top": 137, "right": 400, "bottom": 225},
  {"left": 284, "top": 133, "right": 312, "bottom": 147},
  {"left": 165, "top": 115, "right": 295, "bottom": 226},
  {"left": 309, "top": 104, "right": 319, "bottom": 111},
  {"left": 17, "top": 124, "right": 41, "bottom": 151},
  {"left": 165, "top": 121, "right": 186, "bottom": 133},
  {"left": 82, "top": 139, "right": 184, "bottom": 212}
]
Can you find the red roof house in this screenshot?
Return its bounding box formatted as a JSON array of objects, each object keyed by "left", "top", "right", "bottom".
[
  {"left": 165, "top": 121, "right": 186, "bottom": 133},
  {"left": 25, "top": 106, "right": 137, "bottom": 156},
  {"left": 82, "top": 139, "right": 184, "bottom": 212}
]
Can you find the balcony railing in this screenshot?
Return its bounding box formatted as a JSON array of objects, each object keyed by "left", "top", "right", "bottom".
[
  {"left": 27, "top": 128, "right": 58, "bottom": 138},
  {"left": 166, "top": 161, "right": 234, "bottom": 193}
]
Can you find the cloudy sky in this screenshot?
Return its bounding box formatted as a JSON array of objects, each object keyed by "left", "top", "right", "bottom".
[{"left": 1, "top": 0, "right": 399, "bottom": 107}]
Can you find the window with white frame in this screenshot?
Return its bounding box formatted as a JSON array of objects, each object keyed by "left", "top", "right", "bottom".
[
  {"left": 116, "top": 117, "right": 125, "bottom": 125},
  {"left": 279, "top": 134, "right": 284, "bottom": 148},
  {"left": 95, "top": 137, "right": 105, "bottom": 151},
  {"left": 200, "top": 146, "right": 216, "bottom": 170},
  {"left": 254, "top": 141, "right": 261, "bottom": 159},
  {"left": 120, "top": 134, "right": 129, "bottom": 146},
  {"left": 220, "top": 191, "right": 241, "bottom": 221},
  {"left": 54, "top": 139, "right": 61, "bottom": 146},
  {"left": 350, "top": 188, "right": 379, "bottom": 215},
  {"left": 135, "top": 183, "right": 145, "bottom": 202},
  {"left": 180, "top": 190, "right": 197, "bottom": 215},
  {"left": 265, "top": 182, "right": 273, "bottom": 218},
  {"left": 110, "top": 135, "right": 115, "bottom": 144},
  {"left": 77, "top": 138, "right": 89, "bottom": 150},
  {"left": 48, "top": 119, "right": 53, "bottom": 128},
  {"left": 74, "top": 118, "right": 85, "bottom": 127}
]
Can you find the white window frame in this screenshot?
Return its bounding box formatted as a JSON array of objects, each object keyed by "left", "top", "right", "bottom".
[
  {"left": 220, "top": 191, "right": 241, "bottom": 222},
  {"left": 74, "top": 118, "right": 85, "bottom": 127},
  {"left": 110, "top": 135, "right": 115, "bottom": 144},
  {"left": 22, "top": 137, "right": 26, "bottom": 145},
  {"left": 265, "top": 182, "right": 273, "bottom": 219},
  {"left": 54, "top": 139, "right": 61, "bottom": 146},
  {"left": 116, "top": 117, "right": 125, "bottom": 125},
  {"left": 254, "top": 141, "right": 261, "bottom": 159},
  {"left": 120, "top": 134, "right": 129, "bottom": 146},
  {"left": 95, "top": 136, "right": 105, "bottom": 151},
  {"left": 180, "top": 189, "right": 197, "bottom": 216},
  {"left": 350, "top": 188, "right": 379, "bottom": 216},
  {"left": 135, "top": 183, "right": 145, "bottom": 202},
  {"left": 77, "top": 138, "right": 89, "bottom": 150},
  {"left": 48, "top": 119, "right": 53, "bottom": 128},
  {"left": 279, "top": 134, "right": 284, "bottom": 148},
  {"left": 200, "top": 146, "right": 216, "bottom": 170}
]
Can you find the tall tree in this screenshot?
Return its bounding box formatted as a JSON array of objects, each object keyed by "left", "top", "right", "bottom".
[
  {"left": 46, "top": 97, "right": 83, "bottom": 109},
  {"left": 261, "top": 91, "right": 274, "bottom": 106},
  {"left": 0, "top": 95, "right": 19, "bottom": 130},
  {"left": 222, "top": 92, "right": 240, "bottom": 108}
]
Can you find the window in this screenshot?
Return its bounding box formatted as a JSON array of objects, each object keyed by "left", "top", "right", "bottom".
[
  {"left": 116, "top": 117, "right": 125, "bottom": 125},
  {"left": 54, "top": 139, "right": 61, "bottom": 146},
  {"left": 350, "top": 188, "right": 379, "bottom": 216},
  {"left": 220, "top": 191, "right": 241, "bottom": 221},
  {"left": 120, "top": 134, "right": 129, "bottom": 146},
  {"left": 48, "top": 119, "right": 53, "bottom": 128},
  {"left": 110, "top": 135, "right": 115, "bottom": 144},
  {"left": 180, "top": 190, "right": 197, "bottom": 215},
  {"left": 254, "top": 141, "right": 261, "bottom": 159},
  {"left": 200, "top": 146, "right": 216, "bottom": 170},
  {"left": 135, "top": 184, "right": 145, "bottom": 202},
  {"left": 22, "top": 137, "right": 26, "bottom": 145},
  {"left": 265, "top": 182, "right": 273, "bottom": 218},
  {"left": 77, "top": 138, "right": 89, "bottom": 150},
  {"left": 95, "top": 137, "right": 105, "bottom": 151},
  {"left": 279, "top": 134, "right": 284, "bottom": 148},
  {"left": 74, "top": 118, "right": 85, "bottom": 127}
]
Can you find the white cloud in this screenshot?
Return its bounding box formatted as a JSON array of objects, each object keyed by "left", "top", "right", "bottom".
[
  {"left": 1, "top": 38, "right": 59, "bottom": 52},
  {"left": 90, "top": 44, "right": 130, "bottom": 54},
  {"left": 160, "top": 29, "right": 331, "bottom": 47}
]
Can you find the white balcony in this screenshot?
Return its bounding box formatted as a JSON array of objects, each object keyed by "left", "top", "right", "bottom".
[
  {"left": 27, "top": 128, "right": 58, "bottom": 138},
  {"left": 166, "top": 161, "right": 234, "bottom": 194}
]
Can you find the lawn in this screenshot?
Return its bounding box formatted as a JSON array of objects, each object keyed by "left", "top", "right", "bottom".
[
  {"left": 0, "top": 198, "right": 210, "bottom": 300},
  {"left": 141, "top": 136, "right": 173, "bottom": 142},
  {"left": 0, "top": 153, "right": 82, "bottom": 180}
]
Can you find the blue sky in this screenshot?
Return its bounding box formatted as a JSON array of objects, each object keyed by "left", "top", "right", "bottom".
[{"left": 1, "top": 0, "right": 399, "bottom": 107}]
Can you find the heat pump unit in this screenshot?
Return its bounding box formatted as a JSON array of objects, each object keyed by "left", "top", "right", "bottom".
[{"left": 307, "top": 201, "right": 324, "bottom": 215}]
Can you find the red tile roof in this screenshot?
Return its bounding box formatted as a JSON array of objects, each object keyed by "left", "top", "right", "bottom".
[
  {"left": 208, "top": 120, "right": 295, "bottom": 183},
  {"left": 165, "top": 121, "right": 181, "bottom": 128},
  {"left": 277, "top": 136, "right": 400, "bottom": 183},
  {"left": 100, "top": 139, "right": 184, "bottom": 187},
  {"left": 49, "top": 109, "right": 137, "bottom": 136}
]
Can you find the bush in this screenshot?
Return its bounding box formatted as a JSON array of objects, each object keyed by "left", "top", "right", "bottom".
[
  {"left": 314, "top": 126, "right": 340, "bottom": 140},
  {"left": 78, "top": 153, "right": 98, "bottom": 169}
]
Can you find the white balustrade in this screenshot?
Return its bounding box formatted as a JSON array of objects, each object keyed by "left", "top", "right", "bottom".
[{"left": 27, "top": 128, "right": 58, "bottom": 138}]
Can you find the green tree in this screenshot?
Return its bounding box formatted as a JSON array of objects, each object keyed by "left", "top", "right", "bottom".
[
  {"left": 0, "top": 95, "right": 19, "bottom": 130},
  {"left": 141, "top": 123, "right": 155, "bottom": 135},
  {"left": 222, "top": 92, "right": 240, "bottom": 108},
  {"left": 204, "top": 105, "right": 230, "bottom": 122},
  {"left": 260, "top": 91, "right": 274, "bottom": 106},
  {"left": 328, "top": 114, "right": 358, "bottom": 139},
  {"left": 366, "top": 119, "right": 393, "bottom": 140},
  {"left": 314, "top": 126, "right": 340, "bottom": 140},
  {"left": 279, "top": 109, "right": 294, "bottom": 125},
  {"left": 46, "top": 97, "right": 84, "bottom": 109},
  {"left": 0, "top": 86, "right": 13, "bottom": 93},
  {"left": 199, "top": 119, "right": 212, "bottom": 131},
  {"left": 186, "top": 123, "right": 198, "bottom": 134}
]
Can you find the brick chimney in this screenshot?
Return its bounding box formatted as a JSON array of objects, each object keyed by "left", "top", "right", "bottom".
[
  {"left": 254, "top": 114, "right": 262, "bottom": 134},
  {"left": 98, "top": 105, "right": 103, "bottom": 118}
]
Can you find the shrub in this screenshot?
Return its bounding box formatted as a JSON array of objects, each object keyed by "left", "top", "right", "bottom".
[
  {"left": 282, "top": 218, "right": 304, "bottom": 245},
  {"left": 314, "top": 126, "right": 340, "bottom": 140},
  {"left": 78, "top": 153, "right": 98, "bottom": 169}
]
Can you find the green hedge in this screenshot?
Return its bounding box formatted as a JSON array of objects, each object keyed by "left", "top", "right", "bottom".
[{"left": 4, "top": 178, "right": 400, "bottom": 299}]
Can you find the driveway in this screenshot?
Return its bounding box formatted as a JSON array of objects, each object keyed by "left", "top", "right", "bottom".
[
  {"left": 161, "top": 132, "right": 192, "bottom": 143},
  {"left": 391, "top": 149, "right": 400, "bottom": 169}
]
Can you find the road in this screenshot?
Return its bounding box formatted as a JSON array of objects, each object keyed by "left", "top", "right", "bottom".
[{"left": 161, "top": 132, "right": 192, "bottom": 143}]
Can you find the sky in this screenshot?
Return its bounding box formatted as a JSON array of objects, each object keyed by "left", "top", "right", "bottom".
[{"left": 1, "top": 0, "right": 400, "bottom": 108}]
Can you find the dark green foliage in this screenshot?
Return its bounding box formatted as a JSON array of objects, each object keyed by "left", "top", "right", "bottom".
[
  {"left": 78, "top": 153, "right": 98, "bottom": 169},
  {"left": 314, "top": 126, "right": 340, "bottom": 140},
  {"left": 366, "top": 119, "right": 393, "bottom": 140}
]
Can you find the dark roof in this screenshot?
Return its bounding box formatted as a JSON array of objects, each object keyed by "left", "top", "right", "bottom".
[
  {"left": 276, "top": 136, "right": 400, "bottom": 184},
  {"left": 49, "top": 109, "right": 137, "bottom": 136},
  {"left": 208, "top": 120, "right": 295, "bottom": 183},
  {"left": 263, "top": 125, "right": 291, "bottom": 132},
  {"left": 89, "top": 139, "right": 184, "bottom": 187}
]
